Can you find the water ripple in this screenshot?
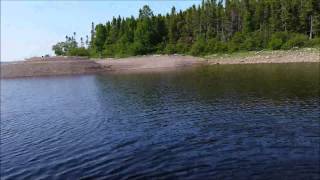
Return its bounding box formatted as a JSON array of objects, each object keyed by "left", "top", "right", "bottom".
[{"left": 1, "top": 64, "right": 319, "bottom": 179}]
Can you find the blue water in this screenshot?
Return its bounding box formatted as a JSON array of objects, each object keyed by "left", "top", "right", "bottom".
[{"left": 1, "top": 63, "right": 319, "bottom": 179}]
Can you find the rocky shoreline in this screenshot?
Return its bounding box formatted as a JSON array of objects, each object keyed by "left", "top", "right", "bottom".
[{"left": 1, "top": 50, "right": 319, "bottom": 78}]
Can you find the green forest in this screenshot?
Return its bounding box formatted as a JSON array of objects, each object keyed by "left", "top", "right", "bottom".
[{"left": 52, "top": 0, "right": 320, "bottom": 58}]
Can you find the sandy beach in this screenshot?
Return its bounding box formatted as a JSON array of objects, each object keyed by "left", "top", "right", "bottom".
[{"left": 1, "top": 49, "right": 319, "bottom": 78}]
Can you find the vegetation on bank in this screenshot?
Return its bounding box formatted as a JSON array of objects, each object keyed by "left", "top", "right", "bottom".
[
  {"left": 203, "top": 47, "right": 320, "bottom": 59},
  {"left": 52, "top": 0, "right": 320, "bottom": 58}
]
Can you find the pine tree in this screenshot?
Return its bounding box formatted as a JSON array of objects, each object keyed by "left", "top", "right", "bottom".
[
  {"left": 85, "top": 35, "right": 89, "bottom": 47},
  {"left": 168, "top": 6, "right": 178, "bottom": 43},
  {"left": 94, "top": 24, "right": 107, "bottom": 54},
  {"left": 53, "top": 0, "right": 320, "bottom": 57},
  {"left": 80, "top": 37, "right": 84, "bottom": 47},
  {"left": 90, "top": 22, "right": 95, "bottom": 47}
]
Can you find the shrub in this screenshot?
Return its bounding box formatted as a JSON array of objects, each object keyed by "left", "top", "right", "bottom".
[
  {"left": 272, "top": 31, "right": 290, "bottom": 42},
  {"left": 242, "top": 37, "right": 255, "bottom": 50},
  {"left": 205, "top": 38, "right": 229, "bottom": 54},
  {"left": 114, "top": 42, "right": 135, "bottom": 57},
  {"left": 268, "top": 32, "right": 291, "bottom": 50},
  {"left": 227, "top": 42, "right": 238, "bottom": 53},
  {"left": 89, "top": 48, "right": 99, "bottom": 58},
  {"left": 229, "top": 32, "right": 246, "bottom": 52},
  {"left": 307, "top": 37, "right": 320, "bottom": 47},
  {"left": 176, "top": 41, "right": 190, "bottom": 54},
  {"left": 164, "top": 44, "right": 177, "bottom": 54},
  {"left": 215, "top": 41, "right": 228, "bottom": 53},
  {"left": 205, "top": 38, "right": 218, "bottom": 53},
  {"left": 102, "top": 45, "right": 115, "bottom": 57},
  {"left": 282, "top": 33, "right": 308, "bottom": 49},
  {"left": 190, "top": 37, "right": 206, "bottom": 56},
  {"left": 268, "top": 37, "right": 283, "bottom": 50},
  {"left": 245, "top": 31, "right": 265, "bottom": 50},
  {"left": 130, "top": 41, "right": 154, "bottom": 55},
  {"left": 154, "top": 42, "right": 166, "bottom": 54},
  {"left": 67, "top": 47, "right": 90, "bottom": 56},
  {"left": 232, "top": 32, "right": 246, "bottom": 44}
]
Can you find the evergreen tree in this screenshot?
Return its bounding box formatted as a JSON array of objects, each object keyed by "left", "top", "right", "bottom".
[
  {"left": 90, "top": 22, "right": 95, "bottom": 47},
  {"left": 94, "top": 24, "right": 107, "bottom": 54},
  {"left": 85, "top": 35, "right": 89, "bottom": 47},
  {"left": 53, "top": 0, "right": 320, "bottom": 57},
  {"left": 80, "top": 37, "right": 84, "bottom": 47}
]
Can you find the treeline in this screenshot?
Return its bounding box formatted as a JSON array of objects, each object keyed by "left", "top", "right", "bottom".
[{"left": 52, "top": 0, "right": 320, "bottom": 57}]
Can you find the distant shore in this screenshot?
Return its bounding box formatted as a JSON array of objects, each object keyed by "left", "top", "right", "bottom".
[{"left": 1, "top": 49, "right": 319, "bottom": 78}]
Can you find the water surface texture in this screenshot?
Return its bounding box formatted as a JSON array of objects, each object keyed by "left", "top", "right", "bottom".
[{"left": 1, "top": 63, "right": 319, "bottom": 179}]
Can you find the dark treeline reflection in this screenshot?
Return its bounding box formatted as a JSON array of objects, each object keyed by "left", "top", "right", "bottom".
[{"left": 94, "top": 63, "right": 319, "bottom": 106}]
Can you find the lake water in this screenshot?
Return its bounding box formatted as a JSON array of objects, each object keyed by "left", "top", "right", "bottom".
[{"left": 1, "top": 63, "right": 319, "bottom": 179}]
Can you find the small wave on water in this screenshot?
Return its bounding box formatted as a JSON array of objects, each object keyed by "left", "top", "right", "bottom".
[{"left": 1, "top": 63, "right": 319, "bottom": 179}]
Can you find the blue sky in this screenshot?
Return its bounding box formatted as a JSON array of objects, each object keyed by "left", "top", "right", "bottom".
[{"left": 1, "top": 0, "right": 201, "bottom": 62}]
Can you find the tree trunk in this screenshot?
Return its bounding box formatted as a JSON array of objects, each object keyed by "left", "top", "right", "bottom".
[{"left": 309, "top": 15, "right": 313, "bottom": 39}]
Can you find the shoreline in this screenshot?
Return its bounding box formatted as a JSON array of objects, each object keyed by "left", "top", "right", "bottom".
[
  {"left": 1, "top": 49, "right": 319, "bottom": 78},
  {"left": 204, "top": 48, "right": 320, "bottom": 65}
]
